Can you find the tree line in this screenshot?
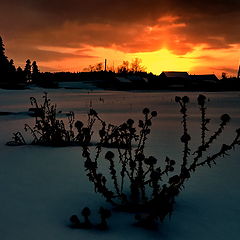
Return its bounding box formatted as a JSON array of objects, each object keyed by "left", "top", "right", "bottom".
[
  {"left": 0, "top": 35, "right": 149, "bottom": 89},
  {"left": 0, "top": 36, "right": 40, "bottom": 88},
  {"left": 83, "top": 58, "right": 146, "bottom": 74}
]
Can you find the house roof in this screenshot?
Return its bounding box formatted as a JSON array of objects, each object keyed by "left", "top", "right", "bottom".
[
  {"left": 127, "top": 75, "right": 143, "bottom": 81},
  {"left": 127, "top": 75, "right": 148, "bottom": 83},
  {"left": 115, "top": 77, "right": 132, "bottom": 83},
  {"left": 190, "top": 74, "right": 219, "bottom": 81},
  {"left": 160, "top": 71, "right": 190, "bottom": 78}
]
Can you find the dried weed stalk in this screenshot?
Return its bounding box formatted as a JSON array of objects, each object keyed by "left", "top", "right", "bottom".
[
  {"left": 82, "top": 95, "right": 240, "bottom": 228},
  {"left": 7, "top": 93, "right": 99, "bottom": 146}
]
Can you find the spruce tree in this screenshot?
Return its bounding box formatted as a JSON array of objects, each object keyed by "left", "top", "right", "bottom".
[
  {"left": 7, "top": 59, "right": 17, "bottom": 85},
  {"left": 24, "top": 59, "right": 31, "bottom": 82},
  {"left": 32, "top": 60, "right": 40, "bottom": 83},
  {"left": 9, "top": 59, "right": 16, "bottom": 73},
  {"left": 16, "top": 66, "right": 25, "bottom": 83},
  {"left": 0, "top": 37, "right": 4, "bottom": 54},
  {"left": 17, "top": 66, "right": 23, "bottom": 72},
  {"left": 0, "top": 36, "right": 10, "bottom": 83}
]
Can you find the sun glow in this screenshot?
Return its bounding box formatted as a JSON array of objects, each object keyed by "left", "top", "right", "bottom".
[
  {"left": 36, "top": 42, "right": 240, "bottom": 78},
  {"left": 129, "top": 48, "right": 198, "bottom": 75},
  {"left": 38, "top": 45, "right": 199, "bottom": 74}
]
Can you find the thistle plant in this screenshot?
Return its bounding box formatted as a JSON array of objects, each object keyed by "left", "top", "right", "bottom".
[
  {"left": 70, "top": 207, "right": 111, "bottom": 230},
  {"left": 98, "top": 118, "right": 138, "bottom": 148},
  {"left": 82, "top": 95, "right": 240, "bottom": 227},
  {"left": 5, "top": 93, "right": 240, "bottom": 228},
  {"left": 97, "top": 207, "right": 112, "bottom": 230},
  {"left": 7, "top": 93, "right": 99, "bottom": 147},
  {"left": 6, "top": 132, "right": 26, "bottom": 146}
]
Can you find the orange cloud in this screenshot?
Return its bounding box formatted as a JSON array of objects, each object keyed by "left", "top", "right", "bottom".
[{"left": 1, "top": 0, "right": 240, "bottom": 76}]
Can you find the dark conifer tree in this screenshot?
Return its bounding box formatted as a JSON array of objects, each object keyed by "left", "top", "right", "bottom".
[
  {"left": 7, "top": 59, "right": 17, "bottom": 85},
  {"left": 9, "top": 59, "right": 16, "bottom": 73},
  {"left": 16, "top": 66, "right": 25, "bottom": 83},
  {"left": 32, "top": 60, "right": 40, "bottom": 83},
  {"left": 24, "top": 59, "right": 31, "bottom": 82},
  {"left": 0, "top": 36, "right": 10, "bottom": 83},
  {"left": 17, "top": 66, "right": 23, "bottom": 72}
]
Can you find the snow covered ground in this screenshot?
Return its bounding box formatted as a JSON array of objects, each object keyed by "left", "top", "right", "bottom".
[
  {"left": 58, "top": 81, "right": 101, "bottom": 90},
  {"left": 0, "top": 88, "right": 240, "bottom": 240}
]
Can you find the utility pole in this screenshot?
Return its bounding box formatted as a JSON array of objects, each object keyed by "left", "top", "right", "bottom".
[
  {"left": 237, "top": 65, "right": 240, "bottom": 79},
  {"left": 104, "top": 59, "right": 107, "bottom": 72}
]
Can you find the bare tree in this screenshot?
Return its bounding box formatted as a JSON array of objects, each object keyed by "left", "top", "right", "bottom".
[
  {"left": 95, "top": 63, "right": 103, "bottom": 71},
  {"left": 117, "top": 61, "right": 130, "bottom": 73},
  {"left": 130, "top": 58, "right": 146, "bottom": 73}
]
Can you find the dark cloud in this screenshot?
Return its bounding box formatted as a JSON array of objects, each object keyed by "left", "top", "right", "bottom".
[
  {"left": 6, "top": 47, "right": 96, "bottom": 62},
  {"left": 1, "top": 0, "right": 240, "bottom": 62}
]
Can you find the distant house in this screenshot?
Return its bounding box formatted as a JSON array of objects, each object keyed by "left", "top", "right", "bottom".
[
  {"left": 115, "top": 76, "right": 132, "bottom": 84},
  {"left": 159, "top": 71, "right": 190, "bottom": 88},
  {"left": 127, "top": 74, "right": 148, "bottom": 83},
  {"left": 127, "top": 75, "right": 148, "bottom": 89},
  {"left": 115, "top": 75, "right": 148, "bottom": 89},
  {"left": 190, "top": 74, "right": 218, "bottom": 83},
  {"left": 115, "top": 76, "right": 133, "bottom": 89},
  {"left": 218, "top": 76, "right": 240, "bottom": 91},
  {"left": 160, "top": 71, "right": 190, "bottom": 79},
  {"left": 189, "top": 74, "right": 218, "bottom": 89}
]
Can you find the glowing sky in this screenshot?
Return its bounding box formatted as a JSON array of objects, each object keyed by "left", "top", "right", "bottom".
[{"left": 1, "top": 0, "right": 240, "bottom": 77}]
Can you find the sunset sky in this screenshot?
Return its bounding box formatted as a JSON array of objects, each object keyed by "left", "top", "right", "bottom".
[{"left": 1, "top": 0, "right": 240, "bottom": 77}]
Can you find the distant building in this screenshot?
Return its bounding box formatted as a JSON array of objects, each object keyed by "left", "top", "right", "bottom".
[
  {"left": 127, "top": 75, "right": 148, "bottom": 89},
  {"left": 188, "top": 74, "right": 218, "bottom": 90},
  {"left": 190, "top": 74, "right": 218, "bottom": 83},
  {"left": 115, "top": 76, "right": 132, "bottom": 84},
  {"left": 218, "top": 75, "right": 240, "bottom": 91},
  {"left": 159, "top": 71, "right": 190, "bottom": 88},
  {"left": 158, "top": 72, "right": 220, "bottom": 90},
  {"left": 189, "top": 74, "right": 218, "bottom": 89},
  {"left": 115, "top": 75, "right": 148, "bottom": 89},
  {"left": 115, "top": 76, "right": 133, "bottom": 89},
  {"left": 160, "top": 71, "right": 190, "bottom": 79}
]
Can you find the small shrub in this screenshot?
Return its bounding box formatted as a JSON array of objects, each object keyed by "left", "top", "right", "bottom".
[
  {"left": 70, "top": 207, "right": 111, "bottom": 230},
  {"left": 82, "top": 95, "right": 240, "bottom": 227},
  {"left": 7, "top": 93, "right": 99, "bottom": 147},
  {"left": 98, "top": 118, "right": 138, "bottom": 148},
  {"left": 6, "top": 132, "right": 26, "bottom": 146}
]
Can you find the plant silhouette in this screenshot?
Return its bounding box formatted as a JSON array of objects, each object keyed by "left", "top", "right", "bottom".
[
  {"left": 5, "top": 93, "right": 240, "bottom": 228},
  {"left": 70, "top": 207, "right": 111, "bottom": 230},
  {"left": 7, "top": 93, "right": 100, "bottom": 147},
  {"left": 82, "top": 95, "right": 240, "bottom": 228}
]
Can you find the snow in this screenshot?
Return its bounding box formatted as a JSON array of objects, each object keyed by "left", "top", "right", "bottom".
[
  {"left": 0, "top": 88, "right": 240, "bottom": 240},
  {"left": 58, "top": 81, "right": 101, "bottom": 90}
]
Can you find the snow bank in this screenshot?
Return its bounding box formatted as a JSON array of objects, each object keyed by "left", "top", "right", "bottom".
[{"left": 0, "top": 89, "right": 240, "bottom": 240}]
